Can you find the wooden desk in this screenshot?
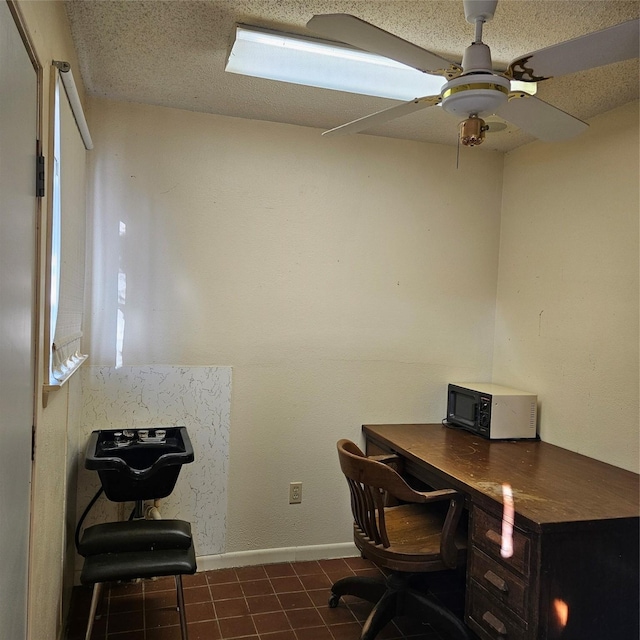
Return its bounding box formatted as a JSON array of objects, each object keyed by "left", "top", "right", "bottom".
[{"left": 363, "top": 424, "right": 639, "bottom": 640}]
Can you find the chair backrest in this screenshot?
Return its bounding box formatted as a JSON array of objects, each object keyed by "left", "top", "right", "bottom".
[
  {"left": 337, "top": 439, "right": 431, "bottom": 548},
  {"left": 337, "top": 439, "right": 465, "bottom": 567}
]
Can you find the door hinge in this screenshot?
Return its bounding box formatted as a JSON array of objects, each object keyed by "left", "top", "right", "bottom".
[
  {"left": 36, "top": 154, "right": 45, "bottom": 198},
  {"left": 31, "top": 425, "right": 36, "bottom": 461}
]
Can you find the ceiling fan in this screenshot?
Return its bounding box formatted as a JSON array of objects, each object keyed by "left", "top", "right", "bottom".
[{"left": 306, "top": 0, "right": 639, "bottom": 146}]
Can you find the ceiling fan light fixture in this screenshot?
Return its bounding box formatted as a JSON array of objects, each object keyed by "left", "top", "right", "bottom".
[
  {"left": 225, "top": 24, "right": 447, "bottom": 102},
  {"left": 459, "top": 115, "right": 488, "bottom": 146}
]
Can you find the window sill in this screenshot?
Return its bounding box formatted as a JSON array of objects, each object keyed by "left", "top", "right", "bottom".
[{"left": 42, "top": 353, "right": 88, "bottom": 407}]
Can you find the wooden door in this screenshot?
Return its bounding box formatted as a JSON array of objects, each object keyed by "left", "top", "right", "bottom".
[{"left": 0, "top": 2, "right": 38, "bottom": 637}]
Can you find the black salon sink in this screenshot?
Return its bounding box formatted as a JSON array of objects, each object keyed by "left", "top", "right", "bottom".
[{"left": 85, "top": 427, "right": 194, "bottom": 501}]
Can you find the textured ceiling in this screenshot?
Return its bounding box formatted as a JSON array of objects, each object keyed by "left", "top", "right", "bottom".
[{"left": 65, "top": 0, "right": 639, "bottom": 152}]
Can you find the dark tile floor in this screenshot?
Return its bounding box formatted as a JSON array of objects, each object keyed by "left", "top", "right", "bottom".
[{"left": 65, "top": 557, "right": 467, "bottom": 640}]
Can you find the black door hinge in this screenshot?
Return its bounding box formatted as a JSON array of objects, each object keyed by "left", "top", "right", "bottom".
[
  {"left": 36, "top": 154, "right": 45, "bottom": 198},
  {"left": 31, "top": 425, "right": 36, "bottom": 461}
]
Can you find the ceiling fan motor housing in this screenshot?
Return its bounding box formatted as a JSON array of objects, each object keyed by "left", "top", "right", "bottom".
[{"left": 441, "top": 73, "right": 509, "bottom": 118}]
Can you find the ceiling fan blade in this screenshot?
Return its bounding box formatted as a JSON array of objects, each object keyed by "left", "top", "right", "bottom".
[
  {"left": 496, "top": 94, "right": 588, "bottom": 142},
  {"left": 507, "top": 18, "right": 639, "bottom": 82},
  {"left": 307, "top": 14, "right": 462, "bottom": 79},
  {"left": 322, "top": 95, "right": 441, "bottom": 137}
]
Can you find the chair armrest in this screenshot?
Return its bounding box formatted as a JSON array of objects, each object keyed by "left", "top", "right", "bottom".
[{"left": 414, "top": 488, "right": 461, "bottom": 504}]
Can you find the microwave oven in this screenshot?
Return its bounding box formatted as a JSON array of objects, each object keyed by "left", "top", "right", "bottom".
[{"left": 447, "top": 383, "right": 538, "bottom": 440}]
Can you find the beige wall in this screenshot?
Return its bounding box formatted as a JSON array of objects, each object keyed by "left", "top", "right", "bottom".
[
  {"left": 14, "top": 1, "right": 87, "bottom": 639},
  {"left": 11, "top": 2, "right": 640, "bottom": 635},
  {"left": 85, "top": 98, "right": 504, "bottom": 552},
  {"left": 494, "top": 101, "right": 639, "bottom": 472}
]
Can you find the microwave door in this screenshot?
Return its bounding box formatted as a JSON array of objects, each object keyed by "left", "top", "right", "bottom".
[{"left": 450, "top": 390, "right": 477, "bottom": 429}]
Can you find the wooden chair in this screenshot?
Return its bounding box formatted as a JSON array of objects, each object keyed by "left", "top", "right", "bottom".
[{"left": 331, "top": 439, "right": 472, "bottom": 640}]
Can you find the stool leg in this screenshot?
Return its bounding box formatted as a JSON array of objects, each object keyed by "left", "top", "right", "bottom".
[
  {"left": 176, "top": 575, "right": 189, "bottom": 640},
  {"left": 84, "top": 582, "right": 103, "bottom": 640}
]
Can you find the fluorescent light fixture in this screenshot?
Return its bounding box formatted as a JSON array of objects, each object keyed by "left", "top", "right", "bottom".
[
  {"left": 225, "top": 25, "right": 537, "bottom": 102},
  {"left": 225, "top": 24, "right": 447, "bottom": 101}
]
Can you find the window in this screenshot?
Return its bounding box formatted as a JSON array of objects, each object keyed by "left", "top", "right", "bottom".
[{"left": 44, "top": 63, "right": 91, "bottom": 402}]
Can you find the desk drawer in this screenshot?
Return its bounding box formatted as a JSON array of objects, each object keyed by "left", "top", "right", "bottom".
[
  {"left": 467, "top": 582, "right": 528, "bottom": 640},
  {"left": 469, "top": 548, "right": 528, "bottom": 619},
  {"left": 472, "top": 506, "right": 530, "bottom": 577}
]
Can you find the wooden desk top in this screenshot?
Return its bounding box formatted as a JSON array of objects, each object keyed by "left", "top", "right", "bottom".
[{"left": 363, "top": 424, "right": 639, "bottom": 532}]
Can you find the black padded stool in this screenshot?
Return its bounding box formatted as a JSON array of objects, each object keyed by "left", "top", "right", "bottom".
[{"left": 78, "top": 519, "right": 197, "bottom": 640}]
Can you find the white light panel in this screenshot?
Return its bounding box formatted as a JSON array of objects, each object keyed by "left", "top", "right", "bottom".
[{"left": 225, "top": 24, "right": 448, "bottom": 101}]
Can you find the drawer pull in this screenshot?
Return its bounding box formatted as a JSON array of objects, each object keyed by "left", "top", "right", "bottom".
[
  {"left": 484, "top": 569, "right": 509, "bottom": 593},
  {"left": 482, "top": 611, "right": 508, "bottom": 636},
  {"left": 485, "top": 528, "right": 502, "bottom": 546}
]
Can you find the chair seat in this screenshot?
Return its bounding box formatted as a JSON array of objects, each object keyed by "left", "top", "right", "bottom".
[
  {"left": 80, "top": 544, "right": 196, "bottom": 585},
  {"left": 355, "top": 504, "right": 467, "bottom": 572},
  {"left": 79, "top": 519, "right": 193, "bottom": 556}
]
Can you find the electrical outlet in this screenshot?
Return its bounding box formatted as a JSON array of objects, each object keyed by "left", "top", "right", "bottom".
[{"left": 289, "top": 482, "right": 302, "bottom": 504}]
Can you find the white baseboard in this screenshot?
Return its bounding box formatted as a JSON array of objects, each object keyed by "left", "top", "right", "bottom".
[{"left": 196, "top": 542, "right": 359, "bottom": 572}]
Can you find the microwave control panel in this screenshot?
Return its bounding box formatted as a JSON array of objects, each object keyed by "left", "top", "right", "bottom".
[{"left": 478, "top": 395, "right": 491, "bottom": 433}]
